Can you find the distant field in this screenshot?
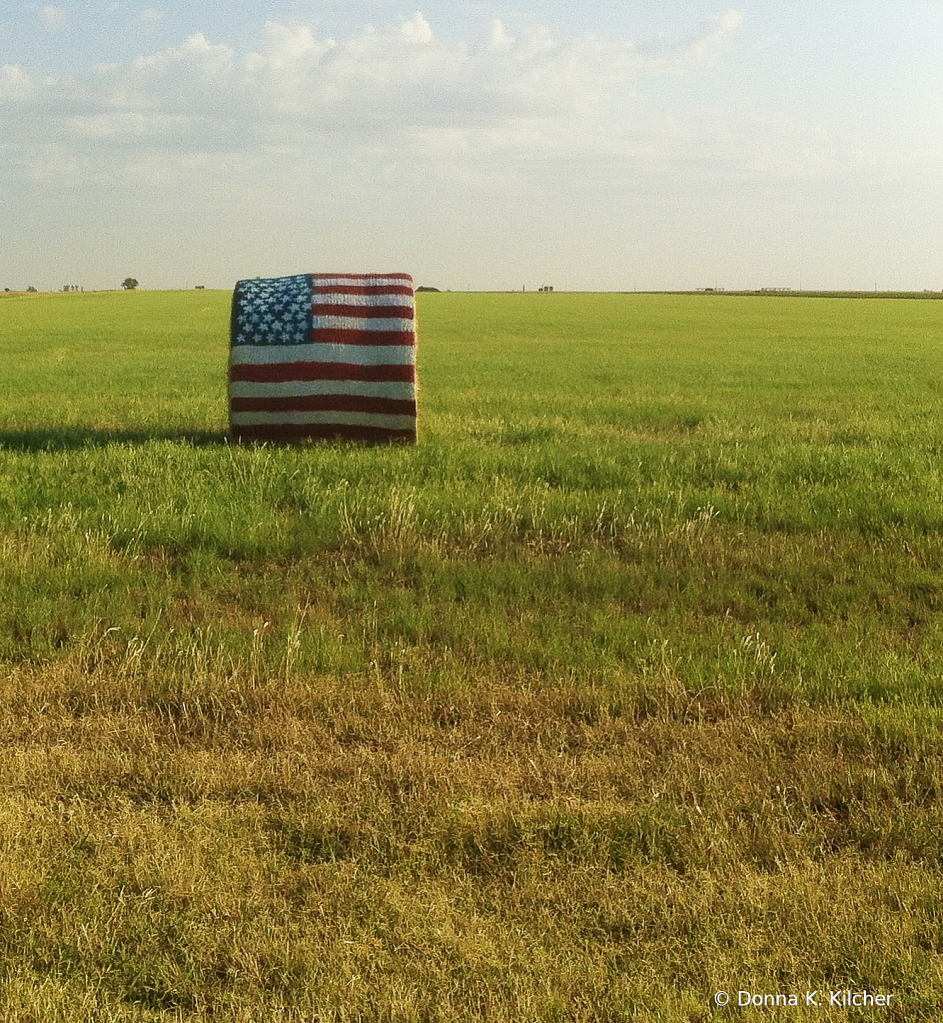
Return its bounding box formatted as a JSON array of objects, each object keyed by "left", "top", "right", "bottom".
[{"left": 2, "top": 288, "right": 943, "bottom": 1019}]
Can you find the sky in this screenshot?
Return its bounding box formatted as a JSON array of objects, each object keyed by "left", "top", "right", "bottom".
[{"left": 1, "top": 1, "right": 942, "bottom": 292}]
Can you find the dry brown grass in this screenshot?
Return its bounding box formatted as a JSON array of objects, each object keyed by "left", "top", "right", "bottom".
[{"left": 0, "top": 645, "right": 938, "bottom": 1019}]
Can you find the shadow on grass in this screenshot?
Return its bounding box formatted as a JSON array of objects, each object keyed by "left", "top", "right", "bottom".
[{"left": 0, "top": 427, "right": 230, "bottom": 452}]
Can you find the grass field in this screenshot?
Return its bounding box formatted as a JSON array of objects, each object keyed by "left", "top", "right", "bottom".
[{"left": 1, "top": 288, "right": 943, "bottom": 1020}]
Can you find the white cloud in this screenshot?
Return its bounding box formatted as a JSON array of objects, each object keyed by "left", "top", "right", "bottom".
[
  {"left": 487, "top": 19, "right": 512, "bottom": 50},
  {"left": 130, "top": 31, "right": 236, "bottom": 82},
  {"left": 139, "top": 8, "right": 164, "bottom": 22},
  {"left": 691, "top": 9, "right": 746, "bottom": 54},
  {"left": 39, "top": 5, "right": 69, "bottom": 31},
  {"left": 637, "top": 8, "right": 744, "bottom": 67},
  {"left": 0, "top": 65, "right": 36, "bottom": 102},
  {"left": 7, "top": 10, "right": 749, "bottom": 141},
  {"left": 400, "top": 11, "right": 433, "bottom": 44},
  {"left": 1, "top": 9, "right": 786, "bottom": 191}
]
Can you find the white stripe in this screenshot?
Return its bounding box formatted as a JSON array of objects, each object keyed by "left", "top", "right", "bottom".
[
  {"left": 231, "top": 343, "right": 415, "bottom": 367},
  {"left": 230, "top": 379, "right": 415, "bottom": 400},
  {"left": 315, "top": 293, "right": 414, "bottom": 307},
  {"left": 313, "top": 316, "right": 413, "bottom": 332},
  {"left": 231, "top": 410, "right": 417, "bottom": 430},
  {"left": 312, "top": 276, "right": 412, "bottom": 288}
]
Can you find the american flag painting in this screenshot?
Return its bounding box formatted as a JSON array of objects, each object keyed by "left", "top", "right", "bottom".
[{"left": 229, "top": 272, "right": 417, "bottom": 443}]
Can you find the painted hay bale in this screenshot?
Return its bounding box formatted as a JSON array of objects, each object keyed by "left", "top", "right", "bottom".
[{"left": 229, "top": 272, "right": 417, "bottom": 443}]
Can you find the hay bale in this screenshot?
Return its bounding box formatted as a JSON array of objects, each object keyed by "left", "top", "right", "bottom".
[{"left": 229, "top": 272, "right": 417, "bottom": 443}]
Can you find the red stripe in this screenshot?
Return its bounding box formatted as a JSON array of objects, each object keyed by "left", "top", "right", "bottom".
[
  {"left": 310, "top": 328, "right": 415, "bottom": 346},
  {"left": 312, "top": 303, "right": 414, "bottom": 319},
  {"left": 312, "top": 284, "right": 414, "bottom": 297},
  {"left": 231, "top": 394, "right": 417, "bottom": 416},
  {"left": 233, "top": 423, "right": 416, "bottom": 444},
  {"left": 230, "top": 361, "right": 416, "bottom": 384}
]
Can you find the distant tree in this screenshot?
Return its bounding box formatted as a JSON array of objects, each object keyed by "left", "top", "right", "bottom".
[
  {"left": 121, "top": 278, "right": 139, "bottom": 291},
  {"left": 26, "top": 285, "right": 37, "bottom": 293}
]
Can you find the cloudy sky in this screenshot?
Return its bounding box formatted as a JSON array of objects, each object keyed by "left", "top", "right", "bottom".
[{"left": 2, "top": 1, "right": 941, "bottom": 292}]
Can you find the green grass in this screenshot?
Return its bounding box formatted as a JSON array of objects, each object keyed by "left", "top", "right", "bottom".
[{"left": 1, "top": 288, "right": 942, "bottom": 1019}]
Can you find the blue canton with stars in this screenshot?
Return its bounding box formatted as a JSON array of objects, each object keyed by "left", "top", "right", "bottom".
[{"left": 232, "top": 274, "right": 314, "bottom": 346}]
